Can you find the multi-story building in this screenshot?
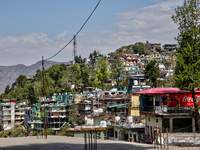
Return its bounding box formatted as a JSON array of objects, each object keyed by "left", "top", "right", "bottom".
[
  {"left": 120, "top": 53, "right": 138, "bottom": 67},
  {"left": 127, "top": 74, "right": 150, "bottom": 94},
  {"left": 99, "top": 89, "right": 131, "bottom": 117},
  {"left": 0, "top": 99, "right": 34, "bottom": 130},
  {"left": 162, "top": 44, "right": 177, "bottom": 51},
  {"left": 134, "top": 88, "right": 200, "bottom": 143},
  {"left": 147, "top": 43, "right": 161, "bottom": 50}
]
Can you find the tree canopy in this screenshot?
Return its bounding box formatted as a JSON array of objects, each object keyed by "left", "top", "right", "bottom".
[
  {"left": 110, "top": 56, "right": 126, "bottom": 88},
  {"left": 144, "top": 60, "right": 159, "bottom": 88},
  {"left": 172, "top": 0, "right": 200, "bottom": 130}
]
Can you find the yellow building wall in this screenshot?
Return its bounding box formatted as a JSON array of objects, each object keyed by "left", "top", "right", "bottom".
[
  {"left": 129, "top": 107, "right": 140, "bottom": 116},
  {"left": 131, "top": 95, "right": 140, "bottom": 107},
  {"left": 129, "top": 95, "right": 140, "bottom": 116}
]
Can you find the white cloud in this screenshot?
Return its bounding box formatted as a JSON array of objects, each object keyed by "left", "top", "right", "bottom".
[{"left": 0, "top": 0, "right": 183, "bottom": 66}]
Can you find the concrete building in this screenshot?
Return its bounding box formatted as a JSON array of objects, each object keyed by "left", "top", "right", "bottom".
[
  {"left": 127, "top": 74, "right": 150, "bottom": 94},
  {"left": 107, "top": 116, "right": 145, "bottom": 142},
  {"left": 147, "top": 43, "right": 161, "bottom": 50},
  {"left": 119, "top": 53, "right": 138, "bottom": 67},
  {"left": 134, "top": 88, "right": 200, "bottom": 143},
  {"left": 0, "top": 99, "right": 34, "bottom": 130},
  {"left": 162, "top": 44, "right": 177, "bottom": 51},
  {"left": 99, "top": 89, "right": 131, "bottom": 117}
]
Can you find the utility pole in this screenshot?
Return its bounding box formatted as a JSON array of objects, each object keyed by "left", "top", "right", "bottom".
[
  {"left": 73, "top": 35, "right": 77, "bottom": 64},
  {"left": 42, "top": 56, "right": 47, "bottom": 139}
]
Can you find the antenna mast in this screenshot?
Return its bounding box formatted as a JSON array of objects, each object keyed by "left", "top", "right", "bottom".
[{"left": 73, "top": 35, "right": 77, "bottom": 64}]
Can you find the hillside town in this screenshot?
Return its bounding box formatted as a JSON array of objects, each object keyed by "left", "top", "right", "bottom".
[
  {"left": 1, "top": 41, "right": 200, "bottom": 148},
  {"left": 1, "top": 0, "right": 200, "bottom": 149}
]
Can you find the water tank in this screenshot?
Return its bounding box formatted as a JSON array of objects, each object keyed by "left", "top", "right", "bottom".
[
  {"left": 115, "top": 116, "right": 120, "bottom": 121},
  {"left": 98, "top": 108, "right": 103, "bottom": 113},
  {"left": 100, "top": 121, "right": 107, "bottom": 128},
  {"left": 134, "top": 80, "right": 138, "bottom": 85},
  {"left": 127, "top": 116, "right": 133, "bottom": 123}
]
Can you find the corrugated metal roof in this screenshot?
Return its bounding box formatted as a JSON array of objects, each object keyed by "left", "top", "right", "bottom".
[{"left": 109, "top": 103, "right": 131, "bottom": 108}]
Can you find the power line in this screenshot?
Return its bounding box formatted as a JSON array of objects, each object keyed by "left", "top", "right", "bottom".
[{"left": 45, "top": 0, "right": 101, "bottom": 61}]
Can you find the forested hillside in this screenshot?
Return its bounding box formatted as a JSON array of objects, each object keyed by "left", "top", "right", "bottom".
[{"left": 0, "top": 61, "right": 66, "bottom": 94}]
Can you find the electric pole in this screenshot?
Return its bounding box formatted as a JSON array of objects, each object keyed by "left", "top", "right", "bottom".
[{"left": 42, "top": 56, "right": 47, "bottom": 139}]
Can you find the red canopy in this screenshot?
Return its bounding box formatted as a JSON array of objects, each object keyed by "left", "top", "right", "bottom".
[{"left": 133, "top": 88, "right": 200, "bottom": 95}]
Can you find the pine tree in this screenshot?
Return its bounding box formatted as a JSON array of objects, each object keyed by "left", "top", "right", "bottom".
[
  {"left": 172, "top": 0, "right": 200, "bottom": 130},
  {"left": 144, "top": 60, "right": 159, "bottom": 88}
]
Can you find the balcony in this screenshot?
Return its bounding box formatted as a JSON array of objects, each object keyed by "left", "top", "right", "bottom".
[
  {"left": 2, "top": 108, "right": 11, "bottom": 110},
  {"left": 15, "top": 112, "right": 24, "bottom": 115},
  {"left": 99, "top": 95, "right": 131, "bottom": 100},
  {"left": 15, "top": 116, "right": 24, "bottom": 119},
  {"left": 2, "top": 117, "right": 11, "bottom": 121},
  {"left": 139, "top": 106, "right": 193, "bottom": 115},
  {"left": 2, "top": 113, "right": 11, "bottom": 116},
  {"left": 49, "top": 115, "right": 66, "bottom": 118}
]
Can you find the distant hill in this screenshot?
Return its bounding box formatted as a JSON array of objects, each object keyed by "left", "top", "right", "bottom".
[{"left": 0, "top": 61, "right": 67, "bottom": 94}]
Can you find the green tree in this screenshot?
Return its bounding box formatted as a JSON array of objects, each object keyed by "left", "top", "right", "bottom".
[
  {"left": 144, "top": 60, "right": 159, "bottom": 88},
  {"left": 59, "top": 71, "right": 72, "bottom": 92},
  {"left": 46, "top": 64, "right": 66, "bottom": 86},
  {"left": 4, "top": 85, "right": 10, "bottom": 95},
  {"left": 132, "top": 42, "right": 148, "bottom": 55},
  {"left": 172, "top": 0, "right": 200, "bottom": 130},
  {"left": 80, "top": 64, "right": 91, "bottom": 87},
  {"left": 110, "top": 56, "right": 126, "bottom": 88},
  {"left": 15, "top": 75, "right": 27, "bottom": 88},
  {"left": 22, "top": 82, "right": 36, "bottom": 105},
  {"left": 95, "top": 59, "right": 109, "bottom": 88},
  {"left": 155, "top": 46, "right": 161, "bottom": 52},
  {"left": 70, "top": 64, "right": 81, "bottom": 91}
]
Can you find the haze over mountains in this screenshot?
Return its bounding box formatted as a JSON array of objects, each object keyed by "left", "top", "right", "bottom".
[{"left": 0, "top": 61, "right": 66, "bottom": 94}]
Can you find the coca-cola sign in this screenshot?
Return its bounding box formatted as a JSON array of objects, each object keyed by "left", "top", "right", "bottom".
[{"left": 167, "top": 93, "right": 200, "bottom": 107}]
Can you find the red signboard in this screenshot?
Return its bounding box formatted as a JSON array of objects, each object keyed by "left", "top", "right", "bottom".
[{"left": 167, "top": 93, "right": 200, "bottom": 107}]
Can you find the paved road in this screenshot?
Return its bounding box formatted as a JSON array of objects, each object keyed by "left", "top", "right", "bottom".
[{"left": 0, "top": 136, "right": 198, "bottom": 150}]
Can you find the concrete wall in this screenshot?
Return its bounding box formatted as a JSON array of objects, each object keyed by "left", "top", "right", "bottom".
[
  {"left": 145, "top": 114, "right": 162, "bottom": 134},
  {"left": 11, "top": 102, "right": 15, "bottom": 129},
  {"left": 114, "top": 127, "right": 139, "bottom": 142}
]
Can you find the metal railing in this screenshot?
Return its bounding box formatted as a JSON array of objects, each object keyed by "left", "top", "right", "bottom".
[{"left": 140, "top": 106, "right": 193, "bottom": 114}]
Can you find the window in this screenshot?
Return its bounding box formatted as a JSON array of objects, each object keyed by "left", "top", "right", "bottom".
[
  {"left": 117, "top": 101, "right": 120, "bottom": 104},
  {"left": 156, "top": 119, "right": 158, "bottom": 123},
  {"left": 148, "top": 118, "right": 150, "bottom": 121},
  {"left": 115, "top": 131, "right": 118, "bottom": 138}
]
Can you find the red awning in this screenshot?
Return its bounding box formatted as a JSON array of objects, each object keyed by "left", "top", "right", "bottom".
[{"left": 133, "top": 88, "right": 200, "bottom": 95}]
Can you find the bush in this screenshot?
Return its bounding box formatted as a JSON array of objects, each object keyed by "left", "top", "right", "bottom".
[
  {"left": 56, "top": 127, "right": 66, "bottom": 136},
  {"left": 31, "top": 131, "right": 38, "bottom": 136},
  {"left": 42, "top": 129, "right": 55, "bottom": 135},
  {"left": 8, "top": 131, "right": 12, "bottom": 136}
]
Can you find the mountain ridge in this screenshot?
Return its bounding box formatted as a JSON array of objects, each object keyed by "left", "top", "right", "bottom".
[{"left": 0, "top": 60, "right": 67, "bottom": 94}]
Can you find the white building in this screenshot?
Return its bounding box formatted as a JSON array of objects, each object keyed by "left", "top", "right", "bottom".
[{"left": 0, "top": 99, "right": 34, "bottom": 130}]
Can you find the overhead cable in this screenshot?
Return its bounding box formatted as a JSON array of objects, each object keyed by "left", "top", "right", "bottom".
[{"left": 45, "top": 0, "right": 101, "bottom": 61}]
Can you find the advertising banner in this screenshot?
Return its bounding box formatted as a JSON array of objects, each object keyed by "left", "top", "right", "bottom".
[{"left": 167, "top": 93, "right": 200, "bottom": 107}]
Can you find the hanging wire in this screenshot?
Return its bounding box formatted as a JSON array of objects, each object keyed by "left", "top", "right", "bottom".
[{"left": 45, "top": 0, "right": 101, "bottom": 61}]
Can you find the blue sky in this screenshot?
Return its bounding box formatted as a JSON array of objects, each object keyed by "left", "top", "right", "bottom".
[{"left": 0, "top": 0, "right": 183, "bottom": 66}]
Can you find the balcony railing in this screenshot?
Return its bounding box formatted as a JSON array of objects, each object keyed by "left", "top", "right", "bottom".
[
  {"left": 99, "top": 95, "right": 131, "bottom": 100},
  {"left": 140, "top": 106, "right": 193, "bottom": 114},
  {"left": 2, "top": 117, "right": 11, "bottom": 121}
]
